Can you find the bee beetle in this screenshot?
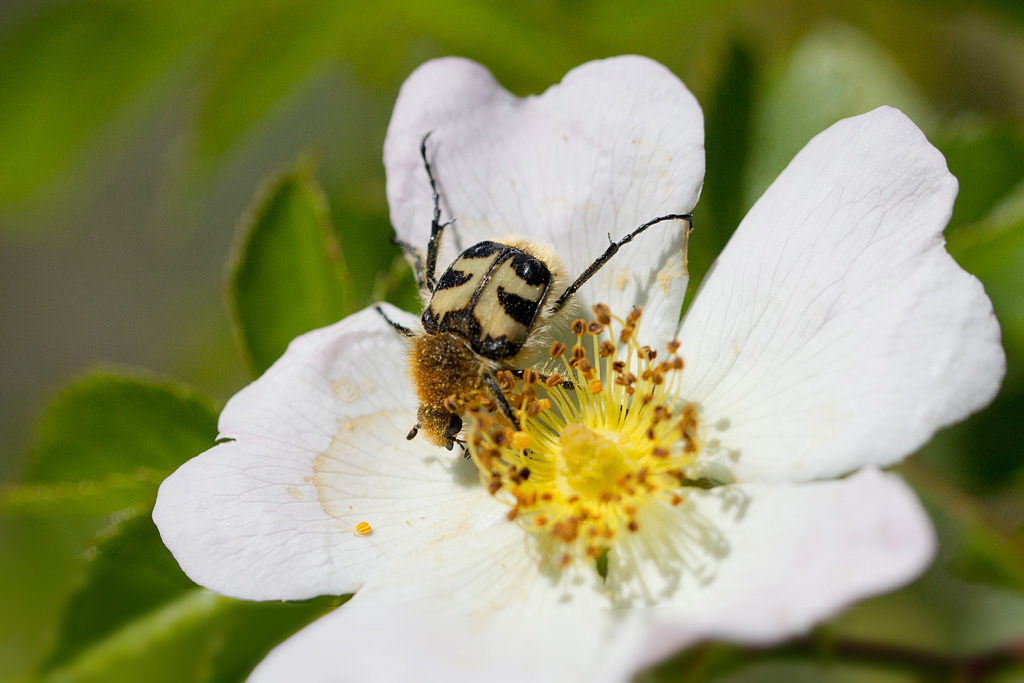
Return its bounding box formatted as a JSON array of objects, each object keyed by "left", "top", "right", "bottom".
[{"left": 377, "top": 134, "right": 692, "bottom": 451}]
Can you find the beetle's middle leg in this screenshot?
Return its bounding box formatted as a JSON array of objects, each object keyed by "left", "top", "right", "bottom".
[{"left": 374, "top": 304, "right": 416, "bottom": 338}]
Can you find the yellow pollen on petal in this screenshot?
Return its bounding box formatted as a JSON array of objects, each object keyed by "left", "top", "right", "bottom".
[{"left": 465, "top": 305, "right": 705, "bottom": 568}]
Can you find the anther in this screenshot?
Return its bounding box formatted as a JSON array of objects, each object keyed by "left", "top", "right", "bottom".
[
  {"left": 550, "top": 341, "right": 566, "bottom": 357},
  {"left": 571, "top": 319, "right": 587, "bottom": 336},
  {"left": 552, "top": 518, "right": 579, "bottom": 543},
  {"left": 478, "top": 447, "right": 498, "bottom": 469},
  {"left": 511, "top": 431, "right": 531, "bottom": 450},
  {"left": 592, "top": 303, "right": 612, "bottom": 325},
  {"left": 497, "top": 370, "right": 514, "bottom": 391}
]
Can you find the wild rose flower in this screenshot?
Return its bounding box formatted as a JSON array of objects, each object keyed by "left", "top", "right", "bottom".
[{"left": 153, "top": 56, "right": 1004, "bottom": 681}]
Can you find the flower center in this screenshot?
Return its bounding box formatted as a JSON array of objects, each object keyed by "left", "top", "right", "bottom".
[
  {"left": 559, "top": 423, "right": 630, "bottom": 498},
  {"left": 465, "top": 304, "right": 705, "bottom": 567}
]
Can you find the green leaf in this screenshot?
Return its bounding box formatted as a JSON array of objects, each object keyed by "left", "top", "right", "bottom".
[
  {"left": 39, "top": 514, "right": 340, "bottom": 683},
  {"left": 947, "top": 183, "right": 1024, "bottom": 361},
  {"left": 0, "top": 515, "right": 110, "bottom": 682},
  {"left": 194, "top": 1, "right": 375, "bottom": 165},
  {"left": 393, "top": 0, "right": 577, "bottom": 91},
  {"left": 992, "top": 663, "right": 1024, "bottom": 683},
  {"left": 703, "top": 42, "right": 756, "bottom": 242},
  {"left": 830, "top": 569, "right": 1024, "bottom": 660},
  {"left": 4, "top": 368, "right": 218, "bottom": 515},
  {"left": 228, "top": 158, "right": 353, "bottom": 376},
  {"left": 711, "top": 660, "right": 919, "bottom": 683},
  {"left": 831, "top": 461, "right": 1024, "bottom": 657},
  {"left": 687, "top": 41, "right": 756, "bottom": 309},
  {"left": 639, "top": 643, "right": 749, "bottom": 682},
  {"left": 0, "top": 1, "right": 236, "bottom": 214},
  {"left": 744, "top": 24, "right": 936, "bottom": 209},
  {"left": 937, "top": 120, "right": 1024, "bottom": 231},
  {"left": 41, "top": 514, "right": 194, "bottom": 671},
  {"left": 330, "top": 201, "right": 401, "bottom": 311}
]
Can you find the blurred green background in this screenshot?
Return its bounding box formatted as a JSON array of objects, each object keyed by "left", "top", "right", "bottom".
[{"left": 2, "top": 0, "right": 1024, "bottom": 681}]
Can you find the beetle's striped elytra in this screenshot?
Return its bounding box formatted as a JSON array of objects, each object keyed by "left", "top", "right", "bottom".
[{"left": 425, "top": 240, "right": 554, "bottom": 360}]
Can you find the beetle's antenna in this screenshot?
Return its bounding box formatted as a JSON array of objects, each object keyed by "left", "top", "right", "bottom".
[{"left": 549, "top": 213, "right": 693, "bottom": 314}]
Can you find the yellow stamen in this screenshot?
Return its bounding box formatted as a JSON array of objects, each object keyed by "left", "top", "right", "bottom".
[{"left": 465, "top": 305, "right": 704, "bottom": 569}]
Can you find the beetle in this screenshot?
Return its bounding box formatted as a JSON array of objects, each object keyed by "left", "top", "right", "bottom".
[{"left": 377, "top": 134, "right": 691, "bottom": 450}]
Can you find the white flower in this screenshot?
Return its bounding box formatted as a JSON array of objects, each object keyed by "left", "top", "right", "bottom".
[{"left": 153, "top": 56, "right": 1005, "bottom": 682}]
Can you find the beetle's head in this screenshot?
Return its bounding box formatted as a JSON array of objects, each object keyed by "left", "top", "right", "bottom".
[{"left": 412, "top": 407, "right": 464, "bottom": 451}]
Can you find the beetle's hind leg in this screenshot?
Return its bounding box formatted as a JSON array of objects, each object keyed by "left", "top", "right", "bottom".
[
  {"left": 374, "top": 304, "right": 416, "bottom": 338},
  {"left": 549, "top": 213, "right": 693, "bottom": 315}
]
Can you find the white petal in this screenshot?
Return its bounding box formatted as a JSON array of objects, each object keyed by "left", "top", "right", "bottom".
[
  {"left": 385, "top": 56, "right": 704, "bottom": 345},
  {"left": 678, "top": 107, "right": 1005, "bottom": 482},
  {"left": 153, "top": 305, "right": 502, "bottom": 600},
  {"left": 248, "top": 470, "right": 931, "bottom": 681},
  {"left": 248, "top": 601, "right": 652, "bottom": 683},
  {"left": 246, "top": 524, "right": 655, "bottom": 682},
  {"left": 608, "top": 469, "right": 935, "bottom": 645},
  {"left": 350, "top": 521, "right": 608, "bottom": 615}
]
